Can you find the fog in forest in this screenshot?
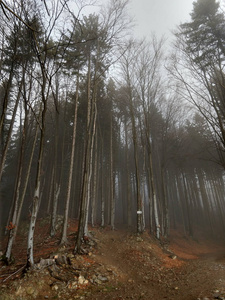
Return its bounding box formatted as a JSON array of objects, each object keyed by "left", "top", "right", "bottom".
[{"left": 1, "top": 0, "right": 225, "bottom": 267}]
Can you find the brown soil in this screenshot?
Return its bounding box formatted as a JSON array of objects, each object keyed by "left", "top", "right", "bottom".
[{"left": 1, "top": 219, "right": 225, "bottom": 300}]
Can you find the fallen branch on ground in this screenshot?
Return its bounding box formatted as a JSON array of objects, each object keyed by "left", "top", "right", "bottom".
[{"left": 3, "top": 265, "right": 26, "bottom": 282}]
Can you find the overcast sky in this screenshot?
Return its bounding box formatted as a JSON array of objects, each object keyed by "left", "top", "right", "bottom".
[
  {"left": 128, "top": 0, "right": 194, "bottom": 40},
  {"left": 83, "top": 0, "right": 225, "bottom": 41}
]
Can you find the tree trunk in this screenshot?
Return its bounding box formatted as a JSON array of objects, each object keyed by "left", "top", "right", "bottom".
[
  {"left": 51, "top": 95, "right": 66, "bottom": 236},
  {"left": 0, "top": 61, "right": 14, "bottom": 140},
  {"left": 13, "top": 119, "right": 39, "bottom": 238},
  {"left": 161, "top": 167, "right": 169, "bottom": 238},
  {"left": 75, "top": 55, "right": 94, "bottom": 253},
  {"left": 181, "top": 172, "right": 193, "bottom": 237},
  {"left": 50, "top": 182, "right": 60, "bottom": 237},
  {"left": 101, "top": 142, "right": 105, "bottom": 228},
  {"left": 60, "top": 74, "right": 79, "bottom": 244},
  {"left": 5, "top": 91, "right": 28, "bottom": 263},
  {"left": 91, "top": 137, "right": 98, "bottom": 227},
  {"left": 127, "top": 75, "right": 143, "bottom": 234},
  {"left": 110, "top": 115, "right": 115, "bottom": 230},
  {"left": 84, "top": 103, "right": 97, "bottom": 236},
  {"left": 27, "top": 99, "right": 47, "bottom": 267},
  {"left": 197, "top": 171, "right": 214, "bottom": 237},
  {"left": 0, "top": 78, "right": 23, "bottom": 181},
  {"left": 27, "top": 41, "right": 49, "bottom": 266},
  {"left": 75, "top": 133, "right": 93, "bottom": 252},
  {"left": 148, "top": 142, "right": 160, "bottom": 239}
]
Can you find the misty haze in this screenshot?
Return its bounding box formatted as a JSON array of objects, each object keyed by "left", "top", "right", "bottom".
[{"left": 1, "top": 0, "right": 225, "bottom": 299}]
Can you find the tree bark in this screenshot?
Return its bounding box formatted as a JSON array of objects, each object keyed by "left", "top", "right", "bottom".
[
  {"left": 91, "top": 137, "right": 98, "bottom": 227},
  {"left": 110, "top": 115, "right": 115, "bottom": 230},
  {"left": 5, "top": 83, "right": 28, "bottom": 262},
  {"left": 0, "top": 78, "right": 23, "bottom": 181},
  {"left": 60, "top": 74, "right": 79, "bottom": 244}
]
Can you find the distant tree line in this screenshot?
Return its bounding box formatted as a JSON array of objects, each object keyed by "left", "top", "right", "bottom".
[{"left": 0, "top": 0, "right": 225, "bottom": 267}]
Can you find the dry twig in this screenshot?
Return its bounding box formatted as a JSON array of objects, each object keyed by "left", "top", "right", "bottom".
[{"left": 3, "top": 265, "right": 26, "bottom": 282}]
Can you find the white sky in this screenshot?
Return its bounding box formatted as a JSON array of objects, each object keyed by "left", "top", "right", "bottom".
[
  {"left": 128, "top": 0, "right": 194, "bottom": 40},
  {"left": 82, "top": 0, "right": 195, "bottom": 42},
  {"left": 82, "top": 0, "right": 224, "bottom": 42}
]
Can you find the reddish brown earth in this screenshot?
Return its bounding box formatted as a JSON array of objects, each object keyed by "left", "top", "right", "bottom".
[{"left": 1, "top": 218, "right": 225, "bottom": 300}]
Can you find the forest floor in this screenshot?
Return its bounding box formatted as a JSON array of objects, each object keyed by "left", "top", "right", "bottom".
[{"left": 1, "top": 217, "right": 225, "bottom": 300}]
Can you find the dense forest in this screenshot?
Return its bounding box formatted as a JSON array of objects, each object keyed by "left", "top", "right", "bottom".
[{"left": 1, "top": 0, "right": 225, "bottom": 267}]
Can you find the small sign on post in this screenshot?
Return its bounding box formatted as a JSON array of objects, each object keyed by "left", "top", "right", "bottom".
[{"left": 137, "top": 211, "right": 142, "bottom": 215}]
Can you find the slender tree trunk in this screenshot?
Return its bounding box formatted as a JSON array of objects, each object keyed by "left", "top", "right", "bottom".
[
  {"left": 75, "top": 134, "right": 93, "bottom": 252},
  {"left": 146, "top": 165, "right": 153, "bottom": 234},
  {"left": 0, "top": 62, "right": 14, "bottom": 139},
  {"left": 50, "top": 182, "right": 60, "bottom": 237},
  {"left": 0, "top": 78, "right": 23, "bottom": 181},
  {"left": 51, "top": 98, "right": 66, "bottom": 236},
  {"left": 84, "top": 41, "right": 101, "bottom": 237},
  {"left": 141, "top": 99, "right": 160, "bottom": 239},
  {"left": 148, "top": 142, "right": 160, "bottom": 239},
  {"left": 110, "top": 115, "right": 115, "bottom": 230},
  {"left": 127, "top": 78, "right": 143, "bottom": 234},
  {"left": 176, "top": 173, "right": 188, "bottom": 235},
  {"left": 101, "top": 142, "right": 105, "bottom": 227},
  {"left": 5, "top": 95, "right": 28, "bottom": 263},
  {"left": 75, "top": 55, "right": 93, "bottom": 253},
  {"left": 211, "top": 175, "right": 225, "bottom": 232},
  {"left": 27, "top": 99, "right": 47, "bottom": 267},
  {"left": 91, "top": 137, "right": 98, "bottom": 227},
  {"left": 13, "top": 119, "right": 39, "bottom": 238},
  {"left": 125, "top": 119, "right": 132, "bottom": 229},
  {"left": 142, "top": 196, "right": 145, "bottom": 231},
  {"left": 197, "top": 171, "right": 214, "bottom": 237},
  {"left": 84, "top": 103, "right": 97, "bottom": 236},
  {"left": 161, "top": 167, "right": 169, "bottom": 238},
  {"left": 75, "top": 99, "right": 97, "bottom": 250},
  {"left": 182, "top": 173, "right": 193, "bottom": 237},
  {"left": 168, "top": 173, "right": 177, "bottom": 230},
  {"left": 27, "top": 41, "right": 50, "bottom": 266},
  {"left": 60, "top": 74, "right": 79, "bottom": 244},
  {"left": 133, "top": 130, "right": 143, "bottom": 234},
  {"left": 46, "top": 165, "right": 54, "bottom": 215}
]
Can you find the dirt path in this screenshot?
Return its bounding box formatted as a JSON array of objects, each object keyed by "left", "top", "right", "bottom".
[
  {"left": 1, "top": 224, "right": 225, "bottom": 300},
  {"left": 168, "top": 255, "right": 225, "bottom": 300},
  {"left": 84, "top": 229, "right": 225, "bottom": 300}
]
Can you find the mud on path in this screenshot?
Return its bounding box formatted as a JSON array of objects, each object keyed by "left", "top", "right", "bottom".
[{"left": 1, "top": 220, "right": 225, "bottom": 300}]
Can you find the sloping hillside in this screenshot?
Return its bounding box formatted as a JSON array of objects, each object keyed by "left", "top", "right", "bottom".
[{"left": 1, "top": 218, "right": 225, "bottom": 300}]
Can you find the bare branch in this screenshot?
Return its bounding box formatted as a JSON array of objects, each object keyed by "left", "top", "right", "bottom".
[{"left": 0, "top": 0, "right": 37, "bottom": 31}]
